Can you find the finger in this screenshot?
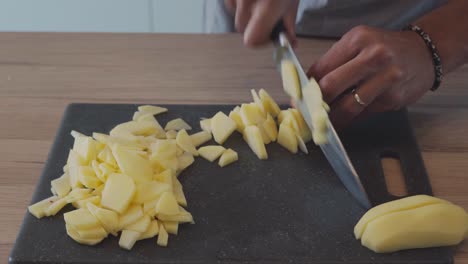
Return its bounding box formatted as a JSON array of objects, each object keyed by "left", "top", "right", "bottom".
[
  {"left": 235, "top": 0, "right": 254, "bottom": 33},
  {"left": 225, "top": 0, "right": 237, "bottom": 14},
  {"left": 318, "top": 52, "right": 378, "bottom": 104},
  {"left": 243, "top": 0, "right": 285, "bottom": 47},
  {"left": 307, "top": 37, "right": 361, "bottom": 80},
  {"left": 329, "top": 70, "right": 397, "bottom": 128},
  {"left": 283, "top": 0, "right": 299, "bottom": 48}
]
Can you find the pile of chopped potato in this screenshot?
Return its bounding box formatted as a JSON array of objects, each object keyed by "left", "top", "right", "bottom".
[{"left": 28, "top": 88, "right": 326, "bottom": 251}]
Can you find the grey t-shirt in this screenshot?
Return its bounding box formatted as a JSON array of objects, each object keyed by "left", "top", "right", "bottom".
[{"left": 203, "top": 0, "right": 447, "bottom": 38}]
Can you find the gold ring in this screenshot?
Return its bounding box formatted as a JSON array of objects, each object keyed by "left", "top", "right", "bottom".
[{"left": 352, "top": 89, "right": 366, "bottom": 106}]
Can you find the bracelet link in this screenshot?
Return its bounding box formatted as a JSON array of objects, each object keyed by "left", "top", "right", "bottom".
[{"left": 404, "top": 24, "right": 443, "bottom": 91}]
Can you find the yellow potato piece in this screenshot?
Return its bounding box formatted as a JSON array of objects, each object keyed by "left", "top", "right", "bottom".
[
  {"left": 243, "top": 126, "right": 268, "bottom": 160},
  {"left": 28, "top": 196, "right": 59, "bottom": 219},
  {"left": 163, "top": 221, "right": 179, "bottom": 235},
  {"left": 157, "top": 206, "right": 194, "bottom": 223},
  {"left": 133, "top": 181, "right": 171, "bottom": 204},
  {"left": 239, "top": 103, "right": 265, "bottom": 127},
  {"left": 198, "top": 145, "right": 226, "bottom": 162},
  {"left": 71, "top": 130, "right": 86, "bottom": 139},
  {"left": 101, "top": 173, "right": 136, "bottom": 214},
  {"left": 211, "top": 112, "right": 237, "bottom": 144},
  {"left": 66, "top": 224, "right": 104, "bottom": 246},
  {"left": 119, "top": 204, "right": 144, "bottom": 230},
  {"left": 78, "top": 166, "right": 102, "bottom": 189},
  {"left": 165, "top": 118, "right": 192, "bottom": 131},
  {"left": 151, "top": 156, "right": 178, "bottom": 172},
  {"left": 250, "top": 89, "right": 266, "bottom": 114},
  {"left": 173, "top": 178, "right": 187, "bottom": 207},
  {"left": 143, "top": 199, "right": 159, "bottom": 218},
  {"left": 281, "top": 60, "right": 302, "bottom": 100},
  {"left": 177, "top": 152, "right": 195, "bottom": 172},
  {"left": 87, "top": 203, "right": 119, "bottom": 234},
  {"left": 190, "top": 131, "right": 212, "bottom": 147},
  {"left": 261, "top": 114, "right": 278, "bottom": 142},
  {"left": 97, "top": 147, "right": 117, "bottom": 167},
  {"left": 157, "top": 223, "right": 169, "bottom": 247},
  {"left": 73, "top": 136, "right": 99, "bottom": 164},
  {"left": 51, "top": 174, "right": 71, "bottom": 198},
  {"left": 289, "top": 109, "right": 312, "bottom": 143},
  {"left": 45, "top": 197, "right": 69, "bottom": 216},
  {"left": 296, "top": 134, "right": 308, "bottom": 154},
  {"left": 360, "top": 203, "right": 468, "bottom": 253},
  {"left": 76, "top": 225, "right": 108, "bottom": 240},
  {"left": 66, "top": 188, "right": 92, "bottom": 203},
  {"left": 258, "top": 124, "right": 272, "bottom": 144},
  {"left": 64, "top": 208, "right": 101, "bottom": 230},
  {"left": 229, "top": 106, "right": 245, "bottom": 132},
  {"left": 91, "top": 184, "right": 105, "bottom": 196},
  {"left": 97, "top": 163, "right": 116, "bottom": 182},
  {"left": 151, "top": 139, "right": 177, "bottom": 159},
  {"left": 199, "top": 118, "right": 212, "bottom": 133},
  {"left": 176, "top": 129, "right": 199, "bottom": 156},
  {"left": 165, "top": 130, "right": 177, "bottom": 139},
  {"left": 138, "top": 219, "right": 159, "bottom": 240},
  {"left": 156, "top": 192, "right": 180, "bottom": 216},
  {"left": 137, "top": 105, "right": 168, "bottom": 116},
  {"left": 111, "top": 120, "right": 162, "bottom": 138},
  {"left": 119, "top": 230, "right": 141, "bottom": 250},
  {"left": 218, "top": 149, "right": 238, "bottom": 168},
  {"left": 125, "top": 215, "right": 151, "bottom": 232},
  {"left": 354, "top": 194, "right": 450, "bottom": 239},
  {"left": 112, "top": 144, "right": 153, "bottom": 183},
  {"left": 259, "top": 89, "right": 281, "bottom": 118},
  {"left": 277, "top": 123, "right": 298, "bottom": 154},
  {"left": 154, "top": 169, "right": 174, "bottom": 185},
  {"left": 72, "top": 196, "right": 100, "bottom": 209}
]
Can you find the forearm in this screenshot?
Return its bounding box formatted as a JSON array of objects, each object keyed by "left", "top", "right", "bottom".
[{"left": 414, "top": 0, "right": 468, "bottom": 73}]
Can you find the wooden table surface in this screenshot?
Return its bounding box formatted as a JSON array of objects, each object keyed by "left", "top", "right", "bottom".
[{"left": 0, "top": 32, "right": 466, "bottom": 263}]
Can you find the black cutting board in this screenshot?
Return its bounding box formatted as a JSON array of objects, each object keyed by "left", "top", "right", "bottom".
[{"left": 10, "top": 103, "right": 453, "bottom": 264}]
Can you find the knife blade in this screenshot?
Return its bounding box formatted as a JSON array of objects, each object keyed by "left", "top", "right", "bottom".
[{"left": 272, "top": 26, "right": 371, "bottom": 209}]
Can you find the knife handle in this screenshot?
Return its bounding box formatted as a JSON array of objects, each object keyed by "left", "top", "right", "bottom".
[{"left": 270, "top": 20, "right": 286, "bottom": 42}]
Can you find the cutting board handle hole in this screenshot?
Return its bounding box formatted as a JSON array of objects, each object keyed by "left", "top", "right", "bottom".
[{"left": 380, "top": 152, "right": 408, "bottom": 197}]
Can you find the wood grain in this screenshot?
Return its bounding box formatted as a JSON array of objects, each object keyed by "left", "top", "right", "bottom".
[{"left": 0, "top": 32, "right": 467, "bottom": 263}]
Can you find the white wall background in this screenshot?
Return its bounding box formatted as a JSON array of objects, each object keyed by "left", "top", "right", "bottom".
[{"left": 0, "top": 0, "right": 205, "bottom": 33}]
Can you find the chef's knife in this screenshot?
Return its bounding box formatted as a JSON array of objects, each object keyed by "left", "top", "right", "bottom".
[{"left": 271, "top": 23, "right": 372, "bottom": 209}]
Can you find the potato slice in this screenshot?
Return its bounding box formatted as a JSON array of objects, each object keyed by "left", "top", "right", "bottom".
[
  {"left": 163, "top": 221, "right": 179, "bottom": 235},
  {"left": 78, "top": 166, "right": 103, "bottom": 189},
  {"left": 360, "top": 203, "right": 468, "bottom": 253},
  {"left": 261, "top": 114, "right": 278, "bottom": 142},
  {"left": 211, "top": 112, "right": 237, "bottom": 144},
  {"left": 101, "top": 173, "right": 136, "bottom": 213},
  {"left": 137, "top": 105, "right": 168, "bottom": 116},
  {"left": 64, "top": 208, "right": 101, "bottom": 230},
  {"left": 156, "top": 192, "right": 180, "bottom": 216},
  {"left": 177, "top": 152, "right": 195, "bottom": 172},
  {"left": 354, "top": 195, "right": 450, "bottom": 239},
  {"left": 157, "top": 223, "right": 169, "bottom": 247},
  {"left": 143, "top": 199, "right": 159, "bottom": 218},
  {"left": 176, "top": 129, "right": 199, "bottom": 156},
  {"left": 76, "top": 225, "right": 108, "bottom": 240},
  {"left": 218, "top": 149, "right": 238, "bottom": 167},
  {"left": 91, "top": 184, "right": 105, "bottom": 196},
  {"left": 125, "top": 215, "right": 151, "bottom": 232},
  {"left": 51, "top": 174, "right": 71, "bottom": 198},
  {"left": 243, "top": 126, "right": 268, "bottom": 160},
  {"left": 240, "top": 103, "right": 264, "bottom": 126},
  {"left": 112, "top": 144, "right": 153, "bottom": 183},
  {"left": 190, "top": 131, "right": 212, "bottom": 147},
  {"left": 165, "top": 118, "right": 192, "bottom": 131},
  {"left": 71, "top": 130, "right": 86, "bottom": 139},
  {"left": 259, "top": 89, "right": 281, "bottom": 117},
  {"left": 45, "top": 197, "right": 69, "bottom": 216},
  {"left": 277, "top": 123, "right": 298, "bottom": 154},
  {"left": 157, "top": 206, "right": 194, "bottom": 223},
  {"left": 199, "top": 118, "right": 212, "bottom": 133},
  {"left": 296, "top": 134, "right": 308, "bottom": 154},
  {"left": 173, "top": 178, "right": 187, "bottom": 207},
  {"left": 289, "top": 109, "right": 312, "bottom": 143},
  {"left": 87, "top": 203, "right": 119, "bottom": 234},
  {"left": 73, "top": 136, "right": 99, "bottom": 163},
  {"left": 165, "top": 130, "right": 177, "bottom": 139},
  {"left": 150, "top": 139, "right": 177, "bottom": 159},
  {"left": 119, "top": 204, "right": 144, "bottom": 230},
  {"left": 228, "top": 107, "right": 243, "bottom": 133},
  {"left": 28, "top": 196, "right": 59, "bottom": 219},
  {"left": 281, "top": 59, "right": 302, "bottom": 100},
  {"left": 133, "top": 181, "right": 171, "bottom": 204},
  {"left": 66, "top": 188, "right": 92, "bottom": 203},
  {"left": 198, "top": 145, "right": 226, "bottom": 162},
  {"left": 258, "top": 125, "right": 272, "bottom": 144},
  {"left": 138, "top": 219, "right": 159, "bottom": 240},
  {"left": 97, "top": 163, "right": 116, "bottom": 182},
  {"left": 154, "top": 169, "right": 174, "bottom": 185},
  {"left": 119, "top": 230, "right": 141, "bottom": 250},
  {"left": 66, "top": 224, "right": 104, "bottom": 246},
  {"left": 72, "top": 196, "right": 100, "bottom": 209},
  {"left": 97, "top": 147, "right": 117, "bottom": 167},
  {"left": 250, "top": 89, "right": 266, "bottom": 114}
]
